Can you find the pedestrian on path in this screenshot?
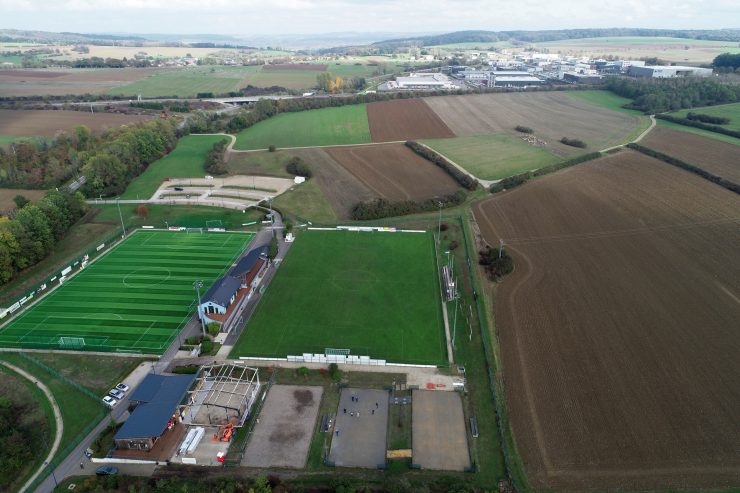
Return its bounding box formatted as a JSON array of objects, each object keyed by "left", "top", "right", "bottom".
[
  {"left": 79, "top": 462, "right": 84, "bottom": 470},
  {"left": 372, "top": 409, "right": 375, "bottom": 415},
  {"left": 343, "top": 408, "right": 346, "bottom": 414}
]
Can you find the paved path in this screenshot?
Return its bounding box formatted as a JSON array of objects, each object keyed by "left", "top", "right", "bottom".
[
  {"left": 1, "top": 361, "right": 63, "bottom": 493},
  {"left": 601, "top": 114, "right": 656, "bottom": 153}
]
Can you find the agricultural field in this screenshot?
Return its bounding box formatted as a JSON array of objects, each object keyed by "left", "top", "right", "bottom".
[
  {"left": 667, "top": 102, "right": 740, "bottom": 133},
  {"left": 227, "top": 150, "right": 294, "bottom": 178},
  {"left": 532, "top": 36, "right": 740, "bottom": 63},
  {"left": 121, "top": 134, "right": 228, "bottom": 199},
  {"left": 426, "top": 92, "right": 641, "bottom": 156},
  {"left": 0, "top": 230, "right": 252, "bottom": 354},
  {"left": 0, "top": 109, "right": 151, "bottom": 137},
  {"left": 367, "top": 99, "right": 454, "bottom": 142},
  {"left": 325, "top": 143, "right": 460, "bottom": 201},
  {"left": 422, "top": 134, "right": 562, "bottom": 180},
  {"left": 233, "top": 104, "right": 371, "bottom": 150},
  {"left": 264, "top": 63, "right": 328, "bottom": 71},
  {"left": 641, "top": 126, "right": 740, "bottom": 183},
  {"left": 231, "top": 230, "right": 447, "bottom": 365},
  {"left": 108, "top": 66, "right": 261, "bottom": 98},
  {"left": 0, "top": 68, "right": 161, "bottom": 97},
  {"left": 246, "top": 68, "right": 320, "bottom": 90},
  {"left": 473, "top": 150, "right": 740, "bottom": 490}
]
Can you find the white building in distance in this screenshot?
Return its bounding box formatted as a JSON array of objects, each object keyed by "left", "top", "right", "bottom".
[{"left": 628, "top": 65, "right": 713, "bottom": 78}]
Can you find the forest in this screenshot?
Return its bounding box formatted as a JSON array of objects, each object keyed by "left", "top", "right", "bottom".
[{"left": 606, "top": 77, "right": 740, "bottom": 113}]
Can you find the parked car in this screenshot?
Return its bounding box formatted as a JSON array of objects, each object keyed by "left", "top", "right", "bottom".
[
  {"left": 95, "top": 466, "right": 118, "bottom": 476},
  {"left": 102, "top": 396, "right": 118, "bottom": 408},
  {"left": 115, "top": 383, "right": 129, "bottom": 393},
  {"left": 108, "top": 389, "right": 124, "bottom": 400},
  {"left": 174, "top": 187, "right": 184, "bottom": 191}
]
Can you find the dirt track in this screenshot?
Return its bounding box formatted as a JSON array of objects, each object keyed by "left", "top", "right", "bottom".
[
  {"left": 641, "top": 126, "right": 740, "bottom": 183},
  {"left": 473, "top": 151, "right": 740, "bottom": 490},
  {"left": 367, "top": 99, "right": 454, "bottom": 142},
  {"left": 326, "top": 143, "right": 460, "bottom": 201},
  {"left": 426, "top": 92, "right": 640, "bottom": 156},
  {"left": 0, "top": 109, "right": 151, "bottom": 136}
]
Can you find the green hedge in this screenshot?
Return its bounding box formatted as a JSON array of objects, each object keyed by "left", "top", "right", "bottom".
[
  {"left": 405, "top": 141, "right": 479, "bottom": 191},
  {"left": 350, "top": 190, "right": 467, "bottom": 220},
  {"left": 489, "top": 152, "right": 602, "bottom": 193},
  {"left": 627, "top": 143, "right": 740, "bottom": 194},
  {"left": 656, "top": 114, "right": 740, "bottom": 139}
]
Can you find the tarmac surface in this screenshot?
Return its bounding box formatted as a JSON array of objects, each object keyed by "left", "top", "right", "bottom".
[
  {"left": 328, "top": 388, "right": 389, "bottom": 469},
  {"left": 412, "top": 390, "right": 470, "bottom": 471}
]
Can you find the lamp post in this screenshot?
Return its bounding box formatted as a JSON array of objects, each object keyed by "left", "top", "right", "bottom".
[
  {"left": 43, "top": 461, "right": 58, "bottom": 487},
  {"left": 116, "top": 198, "right": 126, "bottom": 238},
  {"left": 437, "top": 201, "right": 443, "bottom": 244},
  {"left": 193, "top": 280, "right": 206, "bottom": 337}
]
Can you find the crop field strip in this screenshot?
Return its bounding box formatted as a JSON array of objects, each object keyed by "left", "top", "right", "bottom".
[
  {"left": 366, "top": 98, "right": 454, "bottom": 142},
  {"left": 231, "top": 230, "right": 447, "bottom": 365},
  {"left": 425, "top": 91, "right": 641, "bottom": 156},
  {"left": 0, "top": 230, "right": 252, "bottom": 354},
  {"left": 640, "top": 126, "right": 740, "bottom": 183},
  {"left": 473, "top": 151, "right": 740, "bottom": 490}
]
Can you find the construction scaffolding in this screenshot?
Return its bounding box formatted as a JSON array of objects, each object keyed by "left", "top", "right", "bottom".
[{"left": 180, "top": 363, "right": 261, "bottom": 428}]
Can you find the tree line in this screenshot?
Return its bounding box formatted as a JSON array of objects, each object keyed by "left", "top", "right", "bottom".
[
  {"left": 713, "top": 53, "right": 740, "bottom": 72},
  {"left": 489, "top": 152, "right": 602, "bottom": 193},
  {"left": 405, "top": 142, "right": 479, "bottom": 191},
  {"left": 0, "top": 119, "right": 179, "bottom": 195},
  {"left": 0, "top": 190, "right": 87, "bottom": 285},
  {"left": 655, "top": 113, "right": 740, "bottom": 139},
  {"left": 204, "top": 139, "right": 229, "bottom": 175},
  {"left": 606, "top": 76, "right": 740, "bottom": 113},
  {"left": 350, "top": 190, "right": 466, "bottom": 221}
]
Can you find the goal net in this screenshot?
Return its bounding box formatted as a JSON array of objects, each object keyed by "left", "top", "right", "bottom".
[
  {"left": 58, "top": 336, "right": 86, "bottom": 349},
  {"left": 185, "top": 227, "right": 204, "bottom": 234},
  {"left": 205, "top": 220, "right": 224, "bottom": 229},
  {"left": 325, "top": 348, "right": 350, "bottom": 356}
]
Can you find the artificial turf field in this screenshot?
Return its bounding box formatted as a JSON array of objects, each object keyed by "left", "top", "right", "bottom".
[
  {"left": 0, "top": 230, "right": 252, "bottom": 354},
  {"left": 230, "top": 230, "right": 447, "bottom": 365}
]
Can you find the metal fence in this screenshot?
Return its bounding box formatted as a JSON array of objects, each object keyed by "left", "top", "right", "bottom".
[{"left": 17, "top": 352, "right": 108, "bottom": 493}]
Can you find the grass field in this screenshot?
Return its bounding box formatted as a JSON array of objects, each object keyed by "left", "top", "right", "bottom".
[
  {"left": 233, "top": 104, "right": 371, "bottom": 150},
  {"left": 566, "top": 90, "right": 652, "bottom": 142},
  {"left": 422, "top": 134, "right": 562, "bottom": 180},
  {"left": 231, "top": 230, "right": 446, "bottom": 365},
  {"left": 667, "top": 102, "right": 740, "bottom": 132},
  {"left": 108, "top": 66, "right": 260, "bottom": 98},
  {"left": 656, "top": 119, "right": 740, "bottom": 146},
  {"left": 0, "top": 230, "right": 252, "bottom": 354},
  {"left": 271, "top": 179, "right": 338, "bottom": 224},
  {"left": 121, "top": 135, "right": 227, "bottom": 199}
]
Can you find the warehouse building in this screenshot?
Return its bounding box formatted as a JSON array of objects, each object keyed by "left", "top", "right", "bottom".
[
  {"left": 378, "top": 73, "right": 459, "bottom": 91},
  {"left": 493, "top": 76, "right": 544, "bottom": 88},
  {"left": 628, "top": 65, "right": 713, "bottom": 78}
]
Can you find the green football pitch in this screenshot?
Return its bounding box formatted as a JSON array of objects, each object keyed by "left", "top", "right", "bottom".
[
  {"left": 230, "top": 230, "right": 447, "bottom": 365},
  {"left": 0, "top": 230, "right": 253, "bottom": 354}
]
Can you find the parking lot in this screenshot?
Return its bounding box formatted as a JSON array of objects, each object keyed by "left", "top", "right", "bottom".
[
  {"left": 328, "top": 388, "right": 389, "bottom": 469},
  {"left": 412, "top": 390, "right": 470, "bottom": 471}
]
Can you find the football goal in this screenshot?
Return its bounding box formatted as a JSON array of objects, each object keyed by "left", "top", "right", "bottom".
[
  {"left": 58, "top": 336, "right": 86, "bottom": 349},
  {"left": 206, "top": 220, "right": 224, "bottom": 230},
  {"left": 185, "top": 227, "right": 204, "bottom": 234}
]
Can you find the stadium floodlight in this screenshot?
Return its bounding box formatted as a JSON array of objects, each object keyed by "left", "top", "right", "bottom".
[{"left": 193, "top": 280, "right": 206, "bottom": 336}]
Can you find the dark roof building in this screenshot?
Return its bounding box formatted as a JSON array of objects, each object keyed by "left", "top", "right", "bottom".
[
  {"left": 114, "top": 373, "right": 197, "bottom": 450},
  {"left": 230, "top": 245, "right": 269, "bottom": 278},
  {"left": 202, "top": 276, "right": 241, "bottom": 308}
]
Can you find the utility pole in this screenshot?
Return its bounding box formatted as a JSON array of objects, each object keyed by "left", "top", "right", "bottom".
[
  {"left": 193, "top": 280, "right": 206, "bottom": 336},
  {"left": 498, "top": 238, "right": 504, "bottom": 259},
  {"left": 116, "top": 198, "right": 126, "bottom": 238},
  {"left": 452, "top": 277, "right": 459, "bottom": 350},
  {"left": 437, "top": 201, "right": 443, "bottom": 245}
]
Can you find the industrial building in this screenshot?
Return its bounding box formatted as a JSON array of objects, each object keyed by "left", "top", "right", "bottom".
[
  {"left": 563, "top": 73, "right": 604, "bottom": 84},
  {"left": 377, "top": 73, "right": 459, "bottom": 91},
  {"left": 628, "top": 65, "right": 713, "bottom": 78}
]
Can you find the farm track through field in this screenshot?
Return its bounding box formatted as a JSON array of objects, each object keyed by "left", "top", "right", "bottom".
[{"left": 473, "top": 151, "right": 740, "bottom": 490}]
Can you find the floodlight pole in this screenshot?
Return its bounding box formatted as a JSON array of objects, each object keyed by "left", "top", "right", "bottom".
[
  {"left": 498, "top": 238, "right": 504, "bottom": 259},
  {"left": 193, "top": 280, "right": 206, "bottom": 336},
  {"left": 116, "top": 198, "right": 126, "bottom": 237},
  {"left": 452, "top": 278, "right": 459, "bottom": 350},
  {"left": 437, "top": 201, "right": 443, "bottom": 244}
]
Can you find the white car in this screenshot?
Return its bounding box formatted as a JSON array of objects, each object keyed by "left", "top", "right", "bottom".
[
  {"left": 115, "top": 383, "right": 129, "bottom": 393},
  {"left": 102, "top": 396, "right": 118, "bottom": 408},
  {"left": 108, "top": 389, "right": 125, "bottom": 400}
]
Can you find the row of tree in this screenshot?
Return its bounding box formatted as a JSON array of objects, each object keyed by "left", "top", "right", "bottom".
[
  {"left": 0, "top": 190, "right": 87, "bottom": 285},
  {"left": 405, "top": 142, "right": 478, "bottom": 191},
  {"left": 204, "top": 139, "right": 229, "bottom": 175},
  {"left": 350, "top": 191, "right": 466, "bottom": 221},
  {"left": 0, "top": 119, "right": 180, "bottom": 194},
  {"left": 606, "top": 76, "right": 740, "bottom": 113},
  {"left": 316, "top": 73, "right": 366, "bottom": 93}
]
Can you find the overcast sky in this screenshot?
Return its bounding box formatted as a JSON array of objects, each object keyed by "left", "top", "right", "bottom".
[{"left": 1, "top": 0, "right": 738, "bottom": 36}]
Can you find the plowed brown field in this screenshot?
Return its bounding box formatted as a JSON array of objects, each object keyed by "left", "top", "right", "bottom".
[
  {"left": 367, "top": 99, "right": 454, "bottom": 142},
  {"left": 426, "top": 92, "right": 640, "bottom": 156},
  {"left": 473, "top": 151, "right": 740, "bottom": 490},
  {"left": 641, "top": 126, "right": 740, "bottom": 183},
  {"left": 0, "top": 110, "right": 151, "bottom": 136},
  {"left": 326, "top": 143, "right": 459, "bottom": 201},
  {"left": 0, "top": 68, "right": 161, "bottom": 96}
]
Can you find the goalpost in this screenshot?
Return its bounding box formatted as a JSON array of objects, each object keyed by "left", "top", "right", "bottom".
[
  {"left": 58, "top": 336, "right": 86, "bottom": 349},
  {"left": 185, "top": 227, "right": 204, "bottom": 234},
  {"left": 205, "top": 220, "right": 224, "bottom": 230}
]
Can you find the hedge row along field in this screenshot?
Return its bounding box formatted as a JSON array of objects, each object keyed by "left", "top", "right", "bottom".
[{"left": 0, "top": 230, "right": 253, "bottom": 354}]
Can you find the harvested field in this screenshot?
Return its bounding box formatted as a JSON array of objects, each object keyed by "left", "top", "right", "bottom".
[
  {"left": 473, "top": 151, "right": 740, "bottom": 490},
  {"left": 641, "top": 126, "right": 740, "bottom": 183},
  {"left": 290, "top": 148, "right": 376, "bottom": 219},
  {"left": 326, "top": 143, "right": 460, "bottom": 201},
  {"left": 0, "top": 68, "right": 161, "bottom": 97},
  {"left": 0, "top": 109, "right": 150, "bottom": 137},
  {"left": 367, "top": 99, "right": 454, "bottom": 142},
  {"left": 263, "top": 63, "right": 327, "bottom": 71},
  {"left": 426, "top": 91, "right": 640, "bottom": 156},
  {"left": 0, "top": 188, "right": 46, "bottom": 213}
]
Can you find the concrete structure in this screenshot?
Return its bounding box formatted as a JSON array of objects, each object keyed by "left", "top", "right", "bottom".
[
  {"left": 114, "top": 373, "right": 197, "bottom": 451},
  {"left": 628, "top": 65, "right": 713, "bottom": 78}
]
